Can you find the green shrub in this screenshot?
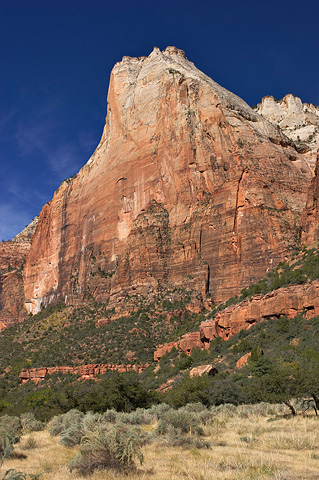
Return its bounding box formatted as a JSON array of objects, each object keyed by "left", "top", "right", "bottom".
[
  {"left": 156, "top": 409, "right": 203, "bottom": 436},
  {"left": 69, "top": 424, "right": 148, "bottom": 475},
  {"left": 154, "top": 407, "right": 210, "bottom": 450},
  {"left": 147, "top": 403, "right": 171, "bottom": 420},
  {"left": 20, "top": 413, "right": 44, "bottom": 434},
  {"left": 0, "top": 416, "right": 22, "bottom": 447},
  {"left": 60, "top": 411, "right": 110, "bottom": 447},
  {"left": 0, "top": 433, "right": 13, "bottom": 464},
  {"left": 116, "top": 408, "right": 153, "bottom": 425},
  {"left": 102, "top": 409, "right": 118, "bottom": 424},
  {"left": 60, "top": 423, "right": 84, "bottom": 447},
  {"left": 49, "top": 409, "right": 84, "bottom": 437},
  {"left": 179, "top": 403, "right": 212, "bottom": 425},
  {"left": 82, "top": 412, "right": 105, "bottom": 432}
]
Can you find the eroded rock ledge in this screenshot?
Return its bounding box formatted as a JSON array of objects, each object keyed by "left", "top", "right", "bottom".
[
  {"left": 154, "top": 281, "right": 319, "bottom": 361},
  {"left": 19, "top": 362, "right": 149, "bottom": 384}
]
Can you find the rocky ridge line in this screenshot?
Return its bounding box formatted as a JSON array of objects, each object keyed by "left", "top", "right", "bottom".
[
  {"left": 255, "top": 95, "right": 319, "bottom": 168},
  {"left": 21, "top": 46, "right": 311, "bottom": 317},
  {"left": 154, "top": 280, "right": 319, "bottom": 361},
  {"left": 19, "top": 362, "right": 149, "bottom": 384}
]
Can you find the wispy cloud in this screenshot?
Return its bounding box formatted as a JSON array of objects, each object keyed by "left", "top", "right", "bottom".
[
  {"left": 47, "top": 143, "right": 82, "bottom": 180},
  {"left": 2, "top": 96, "right": 96, "bottom": 241},
  {"left": 6, "top": 181, "right": 47, "bottom": 207},
  {"left": 16, "top": 108, "right": 58, "bottom": 157},
  {"left": 78, "top": 130, "right": 98, "bottom": 152},
  {"left": 15, "top": 98, "right": 87, "bottom": 183},
  {"left": 0, "top": 202, "right": 34, "bottom": 241}
]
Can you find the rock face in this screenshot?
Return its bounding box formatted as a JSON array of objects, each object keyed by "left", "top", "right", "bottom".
[
  {"left": 22, "top": 47, "right": 311, "bottom": 314},
  {"left": 255, "top": 95, "right": 319, "bottom": 168},
  {"left": 19, "top": 362, "right": 149, "bottom": 384},
  {"left": 302, "top": 150, "right": 319, "bottom": 245},
  {"left": 189, "top": 364, "right": 218, "bottom": 377},
  {"left": 236, "top": 352, "right": 252, "bottom": 368},
  {"left": 0, "top": 218, "right": 38, "bottom": 329},
  {"left": 154, "top": 281, "right": 319, "bottom": 360},
  {"left": 201, "top": 281, "right": 319, "bottom": 342}
]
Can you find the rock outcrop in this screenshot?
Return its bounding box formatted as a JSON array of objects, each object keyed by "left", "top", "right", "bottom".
[
  {"left": 22, "top": 47, "right": 311, "bottom": 315},
  {"left": 200, "top": 281, "right": 319, "bottom": 342},
  {"left": 154, "top": 280, "right": 319, "bottom": 360},
  {"left": 255, "top": 95, "right": 319, "bottom": 168},
  {"left": 189, "top": 364, "right": 218, "bottom": 377},
  {"left": 236, "top": 352, "right": 252, "bottom": 368},
  {"left": 302, "top": 150, "right": 319, "bottom": 245},
  {"left": 19, "top": 362, "right": 149, "bottom": 384},
  {"left": 0, "top": 218, "right": 38, "bottom": 329}
]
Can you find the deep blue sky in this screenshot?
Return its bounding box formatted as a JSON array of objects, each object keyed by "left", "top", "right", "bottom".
[{"left": 1, "top": 0, "right": 318, "bottom": 240}]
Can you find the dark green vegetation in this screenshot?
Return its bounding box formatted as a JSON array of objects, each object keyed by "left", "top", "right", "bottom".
[
  {"left": 1, "top": 247, "right": 319, "bottom": 420},
  {"left": 1, "top": 306, "right": 319, "bottom": 421},
  {"left": 0, "top": 290, "right": 204, "bottom": 370},
  {"left": 161, "top": 313, "right": 319, "bottom": 415},
  {"left": 211, "top": 245, "right": 319, "bottom": 315}
]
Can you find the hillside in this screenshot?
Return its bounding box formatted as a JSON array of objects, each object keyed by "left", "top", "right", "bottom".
[{"left": 0, "top": 245, "right": 319, "bottom": 419}]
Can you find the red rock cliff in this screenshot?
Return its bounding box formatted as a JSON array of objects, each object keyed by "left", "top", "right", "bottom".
[
  {"left": 19, "top": 363, "right": 149, "bottom": 384},
  {"left": 23, "top": 47, "right": 311, "bottom": 314},
  {"left": 302, "top": 149, "right": 319, "bottom": 245},
  {"left": 154, "top": 280, "right": 319, "bottom": 360},
  {"left": 0, "top": 218, "right": 38, "bottom": 328}
]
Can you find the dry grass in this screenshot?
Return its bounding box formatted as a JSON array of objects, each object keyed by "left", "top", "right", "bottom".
[{"left": 1, "top": 412, "right": 319, "bottom": 479}]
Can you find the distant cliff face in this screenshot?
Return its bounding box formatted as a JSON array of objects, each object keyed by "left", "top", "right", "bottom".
[
  {"left": 22, "top": 47, "right": 312, "bottom": 314},
  {"left": 302, "top": 149, "right": 319, "bottom": 245},
  {"left": 0, "top": 217, "right": 38, "bottom": 328},
  {"left": 154, "top": 280, "right": 319, "bottom": 361},
  {"left": 255, "top": 95, "right": 319, "bottom": 168}
]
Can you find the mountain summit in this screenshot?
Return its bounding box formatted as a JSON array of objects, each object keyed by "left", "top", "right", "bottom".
[{"left": 0, "top": 47, "right": 314, "bottom": 323}]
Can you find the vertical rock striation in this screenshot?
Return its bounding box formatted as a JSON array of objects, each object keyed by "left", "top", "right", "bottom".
[
  {"left": 22, "top": 47, "right": 311, "bottom": 314},
  {"left": 302, "top": 149, "right": 319, "bottom": 245},
  {"left": 0, "top": 217, "right": 38, "bottom": 328}
]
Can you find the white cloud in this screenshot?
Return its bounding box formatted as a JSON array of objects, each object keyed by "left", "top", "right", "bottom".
[
  {"left": 0, "top": 202, "right": 34, "bottom": 241},
  {"left": 16, "top": 115, "right": 57, "bottom": 157},
  {"left": 47, "top": 143, "right": 83, "bottom": 180},
  {"left": 15, "top": 99, "right": 85, "bottom": 183},
  {"left": 6, "top": 181, "right": 46, "bottom": 207}
]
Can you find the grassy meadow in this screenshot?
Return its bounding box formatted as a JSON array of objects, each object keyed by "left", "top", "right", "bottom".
[{"left": 1, "top": 404, "right": 319, "bottom": 480}]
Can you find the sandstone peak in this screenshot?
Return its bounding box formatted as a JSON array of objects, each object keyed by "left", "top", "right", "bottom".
[
  {"left": 11, "top": 216, "right": 39, "bottom": 243},
  {"left": 0, "top": 47, "right": 312, "bottom": 319},
  {"left": 162, "top": 46, "right": 186, "bottom": 57},
  {"left": 256, "top": 94, "right": 319, "bottom": 167}
]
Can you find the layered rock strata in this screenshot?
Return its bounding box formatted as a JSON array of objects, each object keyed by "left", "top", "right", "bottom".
[
  {"left": 302, "top": 151, "right": 319, "bottom": 245},
  {"left": 0, "top": 218, "right": 38, "bottom": 329},
  {"left": 19, "top": 362, "right": 149, "bottom": 384},
  {"left": 255, "top": 95, "right": 319, "bottom": 168},
  {"left": 23, "top": 47, "right": 311, "bottom": 314},
  {"left": 154, "top": 280, "right": 319, "bottom": 360}
]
